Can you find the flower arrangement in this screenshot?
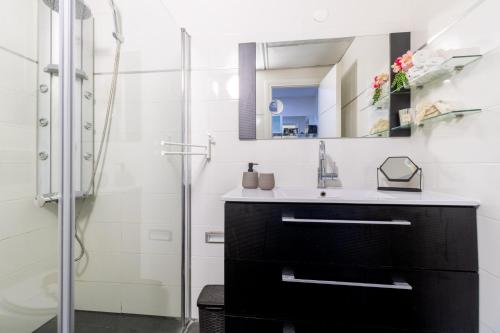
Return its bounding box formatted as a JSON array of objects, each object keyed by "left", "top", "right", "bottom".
[
  {"left": 391, "top": 50, "right": 413, "bottom": 91},
  {"left": 372, "top": 73, "right": 389, "bottom": 105}
]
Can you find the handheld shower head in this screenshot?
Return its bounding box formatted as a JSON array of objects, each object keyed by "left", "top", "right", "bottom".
[
  {"left": 109, "top": 0, "right": 124, "bottom": 44},
  {"left": 42, "top": 0, "right": 92, "bottom": 20}
]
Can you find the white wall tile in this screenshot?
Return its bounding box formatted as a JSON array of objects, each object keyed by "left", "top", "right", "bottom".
[
  {"left": 191, "top": 193, "right": 225, "bottom": 228},
  {"left": 0, "top": 3, "right": 59, "bottom": 331},
  {"left": 75, "top": 281, "right": 122, "bottom": 313},
  {"left": 478, "top": 216, "right": 500, "bottom": 278},
  {"left": 89, "top": 0, "right": 182, "bottom": 73},
  {"left": 409, "top": 1, "right": 500, "bottom": 331},
  {"left": 192, "top": 225, "right": 224, "bottom": 258},
  {"left": 190, "top": 287, "right": 203, "bottom": 319},
  {"left": 120, "top": 283, "right": 181, "bottom": 317},
  {"left": 480, "top": 270, "right": 500, "bottom": 331},
  {"left": 191, "top": 256, "right": 224, "bottom": 289},
  {"left": 480, "top": 322, "right": 497, "bottom": 333},
  {"left": 79, "top": 222, "right": 122, "bottom": 253},
  {"left": 0, "top": 0, "right": 37, "bottom": 59},
  {"left": 75, "top": 252, "right": 122, "bottom": 283},
  {"left": 0, "top": 227, "right": 57, "bottom": 278},
  {"left": 121, "top": 223, "right": 180, "bottom": 255},
  {"left": 119, "top": 253, "right": 181, "bottom": 286}
]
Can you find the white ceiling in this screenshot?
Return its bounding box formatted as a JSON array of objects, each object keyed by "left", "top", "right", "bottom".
[
  {"left": 256, "top": 37, "right": 354, "bottom": 70},
  {"left": 161, "top": 0, "right": 413, "bottom": 42},
  {"left": 161, "top": 0, "right": 474, "bottom": 45}
]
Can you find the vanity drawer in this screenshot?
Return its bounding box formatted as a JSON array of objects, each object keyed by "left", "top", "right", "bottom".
[
  {"left": 225, "top": 316, "right": 421, "bottom": 333},
  {"left": 225, "top": 203, "right": 478, "bottom": 271},
  {"left": 225, "top": 260, "right": 479, "bottom": 332}
]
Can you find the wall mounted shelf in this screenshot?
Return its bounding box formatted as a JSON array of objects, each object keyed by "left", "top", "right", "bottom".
[
  {"left": 392, "top": 108, "right": 482, "bottom": 131},
  {"left": 363, "top": 129, "right": 390, "bottom": 138},
  {"left": 405, "top": 55, "right": 482, "bottom": 89},
  {"left": 364, "top": 54, "right": 481, "bottom": 136},
  {"left": 364, "top": 109, "right": 481, "bottom": 137}
]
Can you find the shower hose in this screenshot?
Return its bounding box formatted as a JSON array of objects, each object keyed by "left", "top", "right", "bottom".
[{"left": 75, "top": 41, "right": 122, "bottom": 262}]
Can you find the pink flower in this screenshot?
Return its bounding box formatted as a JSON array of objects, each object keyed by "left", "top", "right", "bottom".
[
  {"left": 391, "top": 51, "right": 413, "bottom": 73},
  {"left": 372, "top": 73, "right": 389, "bottom": 89},
  {"left": 379, "top": 73, "right": 389, "bottom": 82},
  {"left": 400, "top": 51, "right": 414, "bottom": 72}
]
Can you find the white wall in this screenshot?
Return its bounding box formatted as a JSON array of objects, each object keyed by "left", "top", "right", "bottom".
[
  {"left": 338, "top": 34, "right": 390, "bottom": 137},
  {"left": 318, "top": 65, "right": 339, "bottom": 137},
  {"left": 74, "top": 0, "right": 184, "bottom": 317},
  {"left": 0, "top": 1, "right": 59, "bottom": 332},
  {"left": 164, "top": 0, "right": 498, "bottom": 328},
  {"left": 408, "top": 0, "right": 500, "bottom": 332}
]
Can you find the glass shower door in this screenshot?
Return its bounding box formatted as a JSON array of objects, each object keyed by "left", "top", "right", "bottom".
[
  {"left": 68, "top": 1, "right": 190, "bottom": 332},
  {"left": 0, "top": 0, "right": 59, "bottom": 332},
  {"left": 2, "top": 1, "right": 190, "bottom": 332}
]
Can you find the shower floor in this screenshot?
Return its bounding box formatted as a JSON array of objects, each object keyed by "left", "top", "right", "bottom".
[{"left": 33, "top": 310, "right": 184, "bottom": 333}]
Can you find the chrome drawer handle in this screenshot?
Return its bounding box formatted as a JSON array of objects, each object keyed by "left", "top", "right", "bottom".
[
  {"left": 282, "top": 269, "right": 412, "bottom": 290},
  {"left": 282, "top": 216, "right": 411, "bottom": 226}
]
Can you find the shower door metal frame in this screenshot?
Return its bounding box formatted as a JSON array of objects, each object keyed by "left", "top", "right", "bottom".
[
  {"left": 58, "top": 0, "right": 76, "bottom": 332},
  {"left": 181, "top": 28, "right": 193, "bottom": 330}
]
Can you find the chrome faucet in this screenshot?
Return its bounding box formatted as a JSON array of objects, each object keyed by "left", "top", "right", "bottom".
[{"left": 318, "top": 140, "right": 338, "bottom": 188}]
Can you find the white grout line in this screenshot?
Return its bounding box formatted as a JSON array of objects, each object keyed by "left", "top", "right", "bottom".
[
  {"left": 94, "top": 68, "right": 181, "bottom": 75},
  {"left": 0, "top": 45, "right": 37, "bottom": 64}
]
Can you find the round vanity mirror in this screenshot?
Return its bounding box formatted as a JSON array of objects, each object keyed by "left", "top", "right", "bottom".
[
  {"left": 268, "top": 99, "right": 284, "bottom": 115},
  {"left": 379, "top": 156, "right": 419, "bottom": 182}
]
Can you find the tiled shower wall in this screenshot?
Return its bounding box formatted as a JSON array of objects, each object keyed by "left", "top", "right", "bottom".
[{"left": 0, "top": 0, "right": 58, "bottom": 332}]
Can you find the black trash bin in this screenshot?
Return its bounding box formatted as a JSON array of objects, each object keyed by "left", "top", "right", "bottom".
[{"left": 197, "top": 285, "right": 224, "bottom": 333}]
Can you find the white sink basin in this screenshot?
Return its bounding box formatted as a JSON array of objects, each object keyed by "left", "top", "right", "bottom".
[
  {"left": 278, "top": 188, "right": 395, "bottom": 200},
  {"left": 222, "top": 187, "right": 479, "bottom": 207}
]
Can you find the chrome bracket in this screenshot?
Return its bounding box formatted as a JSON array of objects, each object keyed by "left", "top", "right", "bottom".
[{"left": 44, "top": 64, "right": 89, "bottom": 80}]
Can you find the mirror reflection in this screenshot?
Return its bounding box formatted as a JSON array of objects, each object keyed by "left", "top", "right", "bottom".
[{"left": 255, "top": 35, "right": 390, "bottom": 139}]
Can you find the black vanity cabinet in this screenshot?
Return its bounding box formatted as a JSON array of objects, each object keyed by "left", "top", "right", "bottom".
[{"left": 224, "top": 202, "right": 479, "bottom": 333}]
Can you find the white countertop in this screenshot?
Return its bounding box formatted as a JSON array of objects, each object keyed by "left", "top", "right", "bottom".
[{"left": 221, "top": 187, "right": 480, "bottom": 207}]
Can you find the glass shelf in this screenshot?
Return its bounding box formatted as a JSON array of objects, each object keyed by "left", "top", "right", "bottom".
[
  {"left": 361, "top": 93, "right": 390, "bottom": 111},
  {"left": 392, "top": 108, "right": 482, "bottom": 131},
  {"left": 405, "top": 55, "right": 482, "bottom": 89},
  {"left": 362, "top": 55, "right": 481, "bottom": 110},
  {"left": 363, "top": 128, "right": 390, "bottom": 138}
]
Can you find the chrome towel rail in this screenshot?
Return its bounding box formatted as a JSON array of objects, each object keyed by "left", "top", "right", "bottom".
[{"left": 161, "top": 133, "right": 214, "bottom": 161}]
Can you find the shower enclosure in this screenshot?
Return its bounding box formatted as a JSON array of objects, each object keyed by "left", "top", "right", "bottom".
[{"left": 0, "top": 0, "right": 192, "bottom": 332}]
